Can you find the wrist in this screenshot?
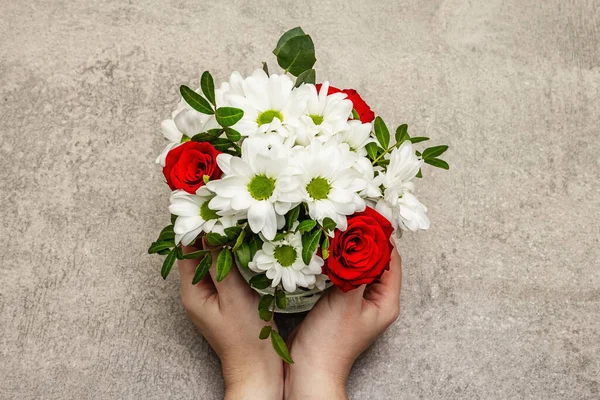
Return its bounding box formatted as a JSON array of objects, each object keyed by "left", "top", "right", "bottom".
[
  {"left": 284, "top": 362, "right": 348, "bottom": 400},
  {"left": 222, "top": 357, "right": 283, "bottom": 400}
]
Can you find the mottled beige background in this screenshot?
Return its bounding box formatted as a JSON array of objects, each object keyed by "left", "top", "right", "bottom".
[{"left": 1, "top": 0, "right": 599, "bottom": 399}]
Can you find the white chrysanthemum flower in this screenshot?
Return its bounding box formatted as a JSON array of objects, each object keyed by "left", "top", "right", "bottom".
[
  {"left": 376, "top": 192, "right": 430, "bottom": 231},
  {"left": 295, "top": 82, "right": 352, "bottom": 146},
  {"left": 156, "top": 97, "right": 220, "bottom": 166},
  {"left": 354, "top": 156, "right": 382, "bottom": 199},
  {"left": 295, "top": 140, "right": 366, "bottom": 231},
  {"left": 168, "top": 187, "right": 238, "bottom": 245},
  {"left": 336, "top": 120, "right": 375, "bottom": 156},
  {"left": 223, "top": 69, "right": 308, "bottom": 142},
  {"left": 249, "top": 231, "right": 324, "bottom": 292},
  {"left": 206, "top": 138, "right": 303, "bottom": 240},
  {"left": 373, "top": 140, "right": 422, "bottom": 196}
]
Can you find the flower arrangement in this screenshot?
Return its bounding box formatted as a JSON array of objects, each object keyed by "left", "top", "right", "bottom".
[{"left": 149, "top": 27, "right": 449, "bottom": 362}]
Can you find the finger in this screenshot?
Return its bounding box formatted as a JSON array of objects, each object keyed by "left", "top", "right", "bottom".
[
  {"left": 179, "top": 245, "right": 217, "bottom": 303},
  {"left": 364, "top": 244, "right": 402, "bottom": 309},
  {"left": 327, "top": 284, "right": 366, "bottom": 311},
  {"left": 203, "top": 238, "right": 254, "bottom": 301}
]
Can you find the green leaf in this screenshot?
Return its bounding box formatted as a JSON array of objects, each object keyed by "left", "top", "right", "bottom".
[
  {"left": 302, "top": 230, "right": 322, "bottom": 265},
  {"left": 395, "top": 124, "right": 408, "bottom": 144},
  {"left": 273, "top": 28, "right": 316, "bottom": 76},
  {"left": 274, "top": 27, "right": 306, "bottom": 55},
  {"left": 422, "top": 145, "right": 449, "bottom": 159},
  {"left": 224, "top": 127, "right": 241, "bottom": 142},
  {"left": 231, "top": 228, "right": 246, "bottom": 252},
  {"left": 409, "top": 136, "right": 429, "bottom": 144},
  {"left": 180, "top": 85, "right": 214, "bottom": 115},
  {"left": 175, "top": 246, "right": 184, "bottom": 260},
  {"left": 322, "top": 249, "right": 329, "bottom": 259},
  {"left": 271, "top": 330, "right": 294, "bottom": 364},
  {"left": 294, "top": 68, "right": 316, "bottom": 87},
  {"left": 416, "top": 168, "right": 423, "bottom": 178},
  {"left": 210, "top": 138, "right": 234, "bottom": 152},
  {"left": 157, "top": 248, "right": 170, "bottom": 255},
  {"left": 273, "top": 232, "right": 286, "bottom": 242},
  {"left": 249, "top": 274, "right": 273, "bottom": 289},
  {"left": 262, "top": 61, "right": 269, "bottom": 76},
  {"left": 235, "top": 241, "right": 252, "bottom": 268},
  {"left": 276, "top": 290, "right": 287, "bottom": 309},
  {"left": 286, "top": 205, "right": 301, "bottom": 231},
  {"left": 322, "top": 235, "right": 330, "bottom": 251},
  {"left": 183, "top": 249, "right": 209, "bottom": 259},
  {"left": 374, "top": 116, "right": 390, "bottom": 149},
  {"left": 352, "top": 109, "right": 360, "bottom": 120},
  {"left": 424, "top": 158, "right": 450, "bottom": 170},
  {"left": 191, "top": 130, "right": 221, "bottom": 142},
  {"left": 258, "top": 294, "right": 274, "bottom": 321},
  {"left": 224, "top": 226, "right": 242, "bottom": 241},
  {"left": 215, "top": 107, "right": 244, "bottom": 127},
  {"left": 157, "top": 225, "right": 174, "bottom": 241},
  {"left": 148, "top": 240, "right": 174, "bottom": 254},
  {"left": 248, "top": 238, "right": 262, "bottom": 258},
  {"left": 365, "top": 142, "right": 379, "bottom": 161},
  {"left": 192, "top": 253, "right": 212, "bottom": 284},
  {"left": 171, "top": 214, "right": 177, "bottom": 224},
  {"left": 200, "top": 71, "right": 216, "bottom": 106},
  {"left": 216, "top": 248, "right": 233, "bottom": 282},
  {"left": 259, "top": 325, "right": 272, "bottom": 340},
  {"left": 321, "top": 217, "right": 336, "bottom": 232},
  {"left": 297, "top": 219, "right": 317, "bottom": 233},
  {"left": 206, "top": 232, "right": 229, "bottom": 246},
  {"left": 161, "top": 249, "right": 177, "bottom": 279}
]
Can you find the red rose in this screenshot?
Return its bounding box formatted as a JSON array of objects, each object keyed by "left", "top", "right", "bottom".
[
  {"left": 316, "top": 84, "right": 375, "bottom": 123},
  {"left": 163, "top": 141, "right": 222, "bottom": 193},
  {"left": 324, "top": 207, "right": 394, "bottom": 292}
]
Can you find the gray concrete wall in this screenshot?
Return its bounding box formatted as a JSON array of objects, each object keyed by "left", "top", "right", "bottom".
[{"left": 1, "top": 0, "right": 598, "bottom": 399}]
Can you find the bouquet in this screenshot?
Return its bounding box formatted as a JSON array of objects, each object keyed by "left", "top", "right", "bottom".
[{"left": 149, "top": 27, "right": 449, "bottom": 362}]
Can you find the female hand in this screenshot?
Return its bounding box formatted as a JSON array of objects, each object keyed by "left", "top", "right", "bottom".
[
  {"left": 284, "top": 244, "right": 402, "bottom": 400},
  {"left": 178, "top": 244, "right": 283, "bottom": 400}
]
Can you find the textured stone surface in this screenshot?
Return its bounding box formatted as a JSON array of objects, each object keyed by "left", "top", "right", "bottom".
[{"left": 1, "top": 0, "right": 599, "bottom": 399}]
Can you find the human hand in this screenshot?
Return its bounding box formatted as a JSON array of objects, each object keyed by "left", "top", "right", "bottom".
[
  {"left": 178, "top": 243, "right": 284, "bottom": 400},
  {"left": 284, "top": 244, "right": 402, "bottom": 400}
]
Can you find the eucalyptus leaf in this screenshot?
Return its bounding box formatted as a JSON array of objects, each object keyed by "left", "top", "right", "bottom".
[
  {"left": 302, "top": 229, "right": 322, "bottom": 265},
  {"left": 422, "top": 145, "right": 449, "bottom": 159},
  {"left": 274, "top": 30, "right": 316, "bottom": 76},
  {"left": 192, "top": 253, "right": 212, "bottom": 284},
  {"left": 161, "top": 249, "right": 177, "bottom": 279},
  {"left": 374, "top": 116, "right": 390, "bottom": 149},
  {"left": 250, "top": 274, "right": 273, "bottom": 289},
  {"left": 273, "top": 27, "right": 306, "bottom": 55},
  {"left": 215, "top": 107, "right": 244, "bottom": 127},
  {"left": 180, "top": 85, "right": 214, "bottom": 115},
  {"left": 424, "top": 157, "right": 450, "bottom": 170},
  {"left": 216, "top": 248, "right": 233, "bottom": 282},
  {"left": 259, "top": 325, "right": 272, "bottom": 340},
  {"left": 271, "top": 331, "right": 294, "bottom": 364}
]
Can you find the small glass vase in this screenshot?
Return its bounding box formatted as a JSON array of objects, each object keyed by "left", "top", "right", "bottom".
[{"left": 236, "top": 263, "right": 332, "bottom": 313}]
